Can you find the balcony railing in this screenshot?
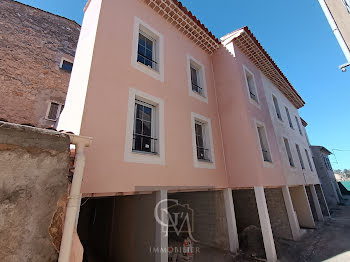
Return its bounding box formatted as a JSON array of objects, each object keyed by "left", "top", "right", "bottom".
[
  {"left": 137, "top": 53, "right": 158, "bottom": 70},
  {"left": 197, "top": 147, "right": 210, "bottom": 161},
  {"left": 192, "top": 83, "right": 203, "bottom": 95}
]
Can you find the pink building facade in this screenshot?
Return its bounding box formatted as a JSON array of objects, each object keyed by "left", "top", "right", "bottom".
[{"left": 58, "top": 1, "right": 329, "bottom": 261}]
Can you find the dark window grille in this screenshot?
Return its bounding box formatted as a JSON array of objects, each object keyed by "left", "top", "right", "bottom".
[
  {"left": 195, "top": 123, "right": 210, "bottom": 161},
  {"left": 137, "top": 33, "right": 157, "bottom": 70},
  {"left": 61, "top": 60, "right": 73, "bottom": 72},
  {"left": 191, "top": 66, "right": 202, "bottom": 95},
  {"left": 133, "top": 102, "right": 157, "bottom": 153},
  {"left": 47, "top": 102, "right": 60, "bottom": 120},
  {"left": 273, "top": 96, "right": 282, "bottom": 120},
  {"left": 285, "top": 107, "right": 293, "bottom": 128},
  {"left": 257, "top": 126, "right": 271, "bottom": 162}
]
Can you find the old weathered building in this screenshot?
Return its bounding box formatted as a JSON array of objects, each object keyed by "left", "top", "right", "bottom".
[{"left": 0, "top": 0, "right": 80, "bottom": 127}]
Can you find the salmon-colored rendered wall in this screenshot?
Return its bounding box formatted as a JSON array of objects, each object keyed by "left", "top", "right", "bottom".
[
  {"left": 78, "top": 0, "right": 228, "bottom": 194},
  {"left": 212, "top": 43, "right": 286, "bottom": 188}
]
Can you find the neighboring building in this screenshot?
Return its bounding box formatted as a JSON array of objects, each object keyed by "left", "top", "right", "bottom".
[
  {"left": 311, "top": 146, "right": 343, "bottom": 208},
  {"left": 318, "top": 0, "right": 350, "bottom": 70},
  {"left": 0, "top": 0, "right": 80, "bottom": 127},
  {"left": 56, "top": 0, "right": 328, "bottom": 261}
]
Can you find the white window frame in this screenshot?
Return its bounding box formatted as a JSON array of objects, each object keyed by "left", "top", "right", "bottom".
[
  {"left": 243, "top": 65, "right": 259, "bottom": 107},
  {"left": 45, "top": 101, "right": 64, "bottom": 121},
  {"left": 295, "top": 116, "right": 303, "bottom": 136},
  {"left": 272, "top": 95, "right": 283, "bottom": 121},
  {"left": 131, "top": 17, "right": 164, "bottom": 82},
  {"left": 255, "top": 120, "right": 273, "bottom": 166},
  {"left": 305, "top": 148, "right": 313, "bottom": 171},
  {"left": 191, "top": 112, "right": 215, "bottom": 169},
  {"left": 295, "top": 144, "right": 305, "bottom": 170},
  {"left": 285, "top": 106, "right": 294, "bottom": 129},
  {"left": 283, "top": 137, "right": 295, "bottom": 167},
  {"left": 124, "top": 88, "right": 165, "bottom": 165},
  {"left": 186, "top": 54, "right": 208, "bottom": 103}
]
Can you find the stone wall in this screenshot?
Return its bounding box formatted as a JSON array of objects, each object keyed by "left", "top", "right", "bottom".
[
  {"left": 265, "top": 187, "right": 293, "bottom": 240},
  {"left": 170, "top": 190, "right": 230, "bottom": 250},
  {"left": 0, "top": 0, "right": 80, "bottom": 127},
  {"left": 0, "top": 122, "right": 70, "bottom": 262}
]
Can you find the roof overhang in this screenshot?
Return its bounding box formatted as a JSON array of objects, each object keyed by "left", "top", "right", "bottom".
[
  {"left": 311, "top": 145, "right": 332, "bottom": 155},
  {"left": 301, "top": 117, "right": 308, "bottom": 127},
  {"left": 142, "top": 0, "right": 220, "bottom": 54},
  {"left": 221, "top": 27, "right": 305, "bottom": 109}
]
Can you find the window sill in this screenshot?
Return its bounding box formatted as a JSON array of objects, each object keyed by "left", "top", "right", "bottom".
[
  {"left": 249, "top": 98, "right": 261, "bottom": 109},
  {"left": 44, "top": 118, "right": 57, "bottom": 122},
  {"left": 132, "top": 150, "right": 159, "bottom": 156},
  {"left": 263, "top": 160, "right": 274, "bottom": 168},
  {"left": 190, "top": 90, "right": 208, "bottom": 103},
  {"left": 198, "top": 158, "right": 212, "bottom": 163}
]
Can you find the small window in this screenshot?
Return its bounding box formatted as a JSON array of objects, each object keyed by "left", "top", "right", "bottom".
[
  {"left": 195, "top": 121, "right": 210, "bottom": 161},
  {"left": 191, "top": 65, "right": 202, "bottom": 95},
  {"left": 187, "top": 55, "right": 207, "bottom": 102},
  {"left": 257, "top": 125, "right": 272, "bottom": 162},
  {"left": 133, "top": 100, "right": 157, "bottom": 154},
  {"left": 323, "top": 156, "right": 332, "bottom": 170},
  {"left": 191, "top": 112, "right": 215, "bottom": 169},
  {"left": 244, "top": 68, "right": 258, "bottom": 103},
  {"left": 284, "top": 138, "right": 294, "bottom": 167},
  {"left": 273, "top": 95, "right": 282, "bottom": 120},
  {"left": 295, "top": 116, "right": 303, "bottom": 136},
  {"left": 305, "top": 149, "right": 313, "bottom": 171},
  {"left": 285, "top": 107, "right": 293, "bottom": 129},
  {"left": 61, "top": 60, "right": 73, "bottom": 72},
  {"left": 296, "top": 144, "right": 305, "bottom": 170},
  {"left": 137, "top": 31, "right": 158, "bottom": 71},
  {"left": 46, "top": 101, "right": 64, "bottom": 121}
]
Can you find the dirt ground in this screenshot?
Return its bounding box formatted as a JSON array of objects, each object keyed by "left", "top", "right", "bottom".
[{"left": 276, "top": 195, "right": 350, "bottom": 262}]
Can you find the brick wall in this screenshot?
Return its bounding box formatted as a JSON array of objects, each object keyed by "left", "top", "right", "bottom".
[
  {"left": 0, "top": 122, "right": 70, "bottom": 262},
  {"left": 0, "top": 0, "right": 80, "bottom": 127},
  {"left": 264, "top": 188, "right": 293, "bottom": 240}
]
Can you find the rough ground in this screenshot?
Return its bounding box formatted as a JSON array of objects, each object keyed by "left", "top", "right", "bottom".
[{"left": 276, "top": 195, "right": 350, "bottom": 262}]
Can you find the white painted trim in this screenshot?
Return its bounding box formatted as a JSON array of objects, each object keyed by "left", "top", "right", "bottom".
[
  {"left": 45, "top": 100, "right": 64, "bottom": 121},
  {"left": 124, "top": 88, "right": 165, "bottom": 165},
  {"left": 254, "top": 119, "right": 274, "bottom": 167},
  {"left": 59, "top": 56, "right": 74, "bottom": 69},
  {"left": 254, "top": 186, "right": 277, "bottom": 262},
  {"left": 223, "top": 189, "right": 239, "bottom": 253},
  {"left": 243, "top": 65, "right": 260, "bottom": 109},
  {"left": 131, "top": 16, "right": 164, "bottom": 82},
  {"left": 186, "top": 54, "right": 208, "bottom": 103},
  {"left": 191, "top": 112, "right": 216, "bottom": 169}
]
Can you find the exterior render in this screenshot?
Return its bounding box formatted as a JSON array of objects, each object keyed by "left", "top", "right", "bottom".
[{"left": 57, "top": 0, "right": 329, "bottom": 261}]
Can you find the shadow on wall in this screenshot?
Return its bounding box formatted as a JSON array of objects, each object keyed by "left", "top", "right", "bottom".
[{"left": 338, "top": 182, "right": 350, "bottom": 195}]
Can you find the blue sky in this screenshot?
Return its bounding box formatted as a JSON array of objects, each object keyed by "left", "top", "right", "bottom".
[{"left": 16, "top": 0, "right": 350, "bottom": 169}]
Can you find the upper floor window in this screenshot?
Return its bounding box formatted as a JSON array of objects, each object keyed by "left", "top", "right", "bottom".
[
  {"left": 131, "top": 17, "right": 164, "bottom": 82},
  {"left": 342, "top": 0, "right": 350, "bottom": 13},
  {"left": 284, "top": 138, "right": 295, "bottom": 167},
  {"left": 256, "top": 124, "right": 272, "bottom": 163},
  {"left": 191, "top": 112, "right": 215, "bottom": 169},
  {"left": 124, "top": 88, "right": 165, "bottom": 165},
  {"left": 273, "top": 95, "right": 282, "bottom": 120},
  {"left": 133, "top": 100, "right": 157, "bottom": 154},
  {"left": 60, "top": 58, "right": 73, "bottom": 72},
  {"left": 244, "top": 67, "right": 258, "bottom": 103},
  {"left": 285, "top": 107, "right": 293, "bottom": 129},
  {"left": 323, "top": 156, "right": 333, "bottom": 170},
  {"left": 46, "top": 101, "right": 64, "bottom": 121},
  {"left": 295, "top": 116, "right": 303, "bottom": 136},
  {"left": 187, "top": 55, "right": 207, "bottom": 103},
  {"left": 137, "top": 31, "right": 157, "bottom": 71},
  {"left": 305, "top": 149, "right": 313, "bottom": 171},
  {"left": 296, "top": 144, "right": 305, "bottom": 170}
]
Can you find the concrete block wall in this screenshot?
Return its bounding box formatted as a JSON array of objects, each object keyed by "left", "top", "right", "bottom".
[
  {"left": 264, "top": 188, "right": 293, "bottom": 240},
  {"left": 305, "top": 186, "right": 318, "bottom": 221},
  {"left": 0, "top": 122, "right": 70, "bottom": 262},
  {"left": 170, "top": 190, "right": 230, "bottom": 250},
  {"left": 232, "top": 189, "right": 261, "bottom": 233}
]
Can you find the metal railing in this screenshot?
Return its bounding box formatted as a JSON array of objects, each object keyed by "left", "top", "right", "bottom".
[
  {"left": 192, "top": 82, "right": 203, "bottom": 95},
  {"left": 133, "top": 133, "right": 158, "bottom": 154},
  {"left": 137, "top": 53, "right": 157, "bottom": 69},
  {"left": 197, "top": 147, "right": 210, "bottom": 161}
]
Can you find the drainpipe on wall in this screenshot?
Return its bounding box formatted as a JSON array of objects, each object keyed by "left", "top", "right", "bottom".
[
  {"left": 58, "top": 134, "right": 92, "bottom": 262},
  {"left": 318, "top": 0, "right": 350, "bottom": 71}
]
